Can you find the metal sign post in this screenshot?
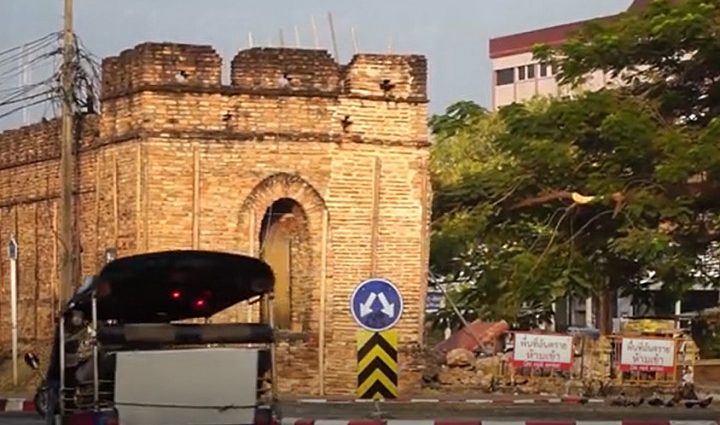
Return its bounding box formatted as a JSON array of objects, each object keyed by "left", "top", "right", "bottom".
[{"left": 8, "top": 236, "right": 18, "bottom": 385}]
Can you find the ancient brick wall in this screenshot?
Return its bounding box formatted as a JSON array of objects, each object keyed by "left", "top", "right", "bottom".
[{"left": 0, "top": 42, "right": 430, "bottom": 396}]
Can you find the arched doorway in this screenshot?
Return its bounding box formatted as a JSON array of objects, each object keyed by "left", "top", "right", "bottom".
[
  {"left": 239, "top": 173, "right": 329, "bottom": 395},
  {"left": 258, "top": 197, "right": 311, "bottom": 330}
]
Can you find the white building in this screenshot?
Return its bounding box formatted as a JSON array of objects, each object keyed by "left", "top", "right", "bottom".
[{"left": 488, "top": 0, "right": 650, "bottom": 110}]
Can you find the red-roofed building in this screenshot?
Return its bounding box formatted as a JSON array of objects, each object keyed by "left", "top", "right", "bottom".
[{"left": 488, "top": 0, "right": 648, "bottom": 109}]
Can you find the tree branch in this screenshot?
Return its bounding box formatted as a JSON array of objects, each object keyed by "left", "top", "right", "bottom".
[
  {"left": 506, "top": 180, "right": 720, "bottom": 212},
  {"left": 508, "top": 191, "right": 574, "bottom": 210}
]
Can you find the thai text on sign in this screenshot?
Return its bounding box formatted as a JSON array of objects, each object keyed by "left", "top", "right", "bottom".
[
  {"left": 511, "top": 332, "right": 573, "bottom": 369},
  {"left": 619, "top": 337, "right": 675, "bottom": 373}
]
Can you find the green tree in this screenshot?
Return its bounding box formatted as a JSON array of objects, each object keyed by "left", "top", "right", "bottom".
[
  {"left": 429, "top": 99, "right": 561, "bottom": 324},
  {"left": 430, "top": 0, "right": 720, "bottom": 333},
  {"left": 429, "top": 101, "right": 511, "bottom": 273}
]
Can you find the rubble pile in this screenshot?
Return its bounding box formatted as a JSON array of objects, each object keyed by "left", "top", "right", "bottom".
[
  {"left": 421, "top": 317, "right": 705, "bottom": 399},
  {"left": 422, "top": 348, "right": 496, "bottom": 392},
  {"left": 422, "top": 347, "right": 575, "bottom": 395}
]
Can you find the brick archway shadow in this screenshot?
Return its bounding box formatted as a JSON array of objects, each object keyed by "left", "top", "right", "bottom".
[{"left": 239, "top": 172, "right": 329, "bottom": 395}]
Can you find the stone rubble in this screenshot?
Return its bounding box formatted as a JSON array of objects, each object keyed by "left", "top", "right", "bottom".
[{"left": 422, "top": 347, "right": 571, "bottom": 395}]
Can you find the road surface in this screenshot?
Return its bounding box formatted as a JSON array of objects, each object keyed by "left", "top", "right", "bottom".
[
  {"left": 5, "top": 402, "right": 720, "bottom": 424},
  {"left": 3, "top": 413, "right": 40, "bottom": 425},
  {"left": 281, "top": 402, "right": 720, "bottom": 420}
]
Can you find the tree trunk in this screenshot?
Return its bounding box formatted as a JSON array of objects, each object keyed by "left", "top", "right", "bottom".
[{"left": 598, "top": 288, "right": 613, "bottom": 335}]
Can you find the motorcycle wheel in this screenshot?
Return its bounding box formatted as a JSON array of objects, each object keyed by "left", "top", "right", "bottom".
[{"left": 33, "top": 389, "right": 47, "bottom": 418}]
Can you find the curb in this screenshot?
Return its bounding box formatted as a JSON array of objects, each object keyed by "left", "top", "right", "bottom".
[
  {"left": 292, "top": 396, "right": 606, "bottom": 405},
  {"left": 0, "top": 398, "right": 35, "bottom": 412},
  {"left": 279, "top": 421, "right": 720, "bottom": 425}
]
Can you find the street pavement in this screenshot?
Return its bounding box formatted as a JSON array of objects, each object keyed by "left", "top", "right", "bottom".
[
  {"left": 5, "top": 402, "right": 720, "bottom": 424},
  {"left": 2, "top": 412, "right": 41, "bottom": 425},
  {"left": 280, "top": 402, "right": 720, "bottom": 420}
]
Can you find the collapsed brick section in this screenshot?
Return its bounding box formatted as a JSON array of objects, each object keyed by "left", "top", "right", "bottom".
[{"left": 0, "top": 41, "right": 431, "bottom": 396}]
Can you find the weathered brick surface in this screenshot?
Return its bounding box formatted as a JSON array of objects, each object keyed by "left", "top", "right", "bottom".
[
  {"left": 231, "top": 48, "right": 340, "bottom": 92},
  {"left": 0, "top": 41, "right": 430, "bottom": 396}
]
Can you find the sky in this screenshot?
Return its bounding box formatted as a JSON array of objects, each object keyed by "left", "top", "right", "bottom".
[{"left": 0, "top": 0, "right": 632, "bottom": 130}]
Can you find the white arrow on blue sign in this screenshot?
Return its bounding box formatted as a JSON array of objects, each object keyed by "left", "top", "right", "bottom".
[{"left": 350, "top": 278, "right": 404, "bottom": 332}]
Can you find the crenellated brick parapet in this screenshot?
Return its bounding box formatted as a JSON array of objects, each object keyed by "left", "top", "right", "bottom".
[{"left": 97, "top": 43, "right": 428, "bottom": 146}]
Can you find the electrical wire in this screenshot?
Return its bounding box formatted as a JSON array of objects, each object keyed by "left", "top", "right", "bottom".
[
  {"left": 0, "top": 97, "right": 55, "bottom": 121},
  {"left": 0, "top": 30, "right": 105, "bottom": 127},
  {"left": 0, "top": 88, "right": 55, "bottom": 109},
  {"left": 0, "top": 33, "right": 62, "bottom": 127},
  {"left": 0, "top": 50, "right": 60, "bottom": 89},
  {"left": 70, "top": 35, "right": 101, "bottom": 114},
  {"left": 0, "top": 32, "right": 59, "bottom": 59},
  {"left": 0, "top": 36, "right": 59, "bottom": 76}
]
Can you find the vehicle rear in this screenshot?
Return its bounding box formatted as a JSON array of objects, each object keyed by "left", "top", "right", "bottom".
[{"left": 44, "top": 250, "right": 277, "bottom": 425}]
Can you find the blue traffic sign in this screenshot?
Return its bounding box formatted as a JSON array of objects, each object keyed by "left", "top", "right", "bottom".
[
  {"left": 350, "top": 278, "right": 404, "bottom": 332},
  {"left": 425, "top": 288, "right": 443, "bottom": 314}
]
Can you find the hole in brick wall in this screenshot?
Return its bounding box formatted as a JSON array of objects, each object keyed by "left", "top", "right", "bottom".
[
  {"left": 175, "top": 70, "right": 189, "bottom": 83},
  {"left": 340, "top": 115, "right": 352, "bottom": 132},
  {"left": 222, "top": 112, "right": 233, "bottom": 122},
  {"left": 379, "top": 79, "right": 396, "bottom": 93},
  {"left": 278, "top": 72, "right": 291, "bottom": 88}
]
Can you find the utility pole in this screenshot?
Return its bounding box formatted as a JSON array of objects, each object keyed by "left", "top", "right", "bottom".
[{"left": 59, "top": 0, "right": 76, "bottom": 306}]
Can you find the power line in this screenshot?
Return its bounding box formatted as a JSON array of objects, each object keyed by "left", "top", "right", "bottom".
[
  {"left": 0, "top": 31, "right": 62, "bottom": 128},
  {"left": 0, "top": 32, "right": 59, "bottom": 60},
  {"left": 0, "top": 27, "right": 101, "bottom": 128},
  {"left": 0, "top": 41, "right": 58, "bottom": 73},
  {"left": 0, "top": 53, "right": 58, "bottom": 90},
  {"left": 0, "top": 97, "right": 55, "bottom": 121},
  {"left": 0, "top": 87, "right": 56, "bottom": 109}
]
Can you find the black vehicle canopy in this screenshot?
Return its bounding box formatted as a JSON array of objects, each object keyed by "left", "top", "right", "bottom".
[{"left": 66, "top": 250, "right": 275, "bottom": 323}]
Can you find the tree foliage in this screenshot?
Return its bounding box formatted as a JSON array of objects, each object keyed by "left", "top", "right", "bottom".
[{"left": 430, "top": 0, "right": 720, "bottom": 332}]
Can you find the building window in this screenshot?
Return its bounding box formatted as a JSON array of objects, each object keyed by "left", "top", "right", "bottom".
[
  {"left": 526, "top": 64, "right": 536, "bottom": 79},
  {"left": 539, "top": 63, "right": 559, "bottom": 78},
  {"left": 540, "top": 63, "right": 549, "bottom": 77},
  {"left": 495, "top": 68, "right": 514, "bottom": 86},
  {"left": 518, "top": 66, "right": 526, "bottom": 81}
]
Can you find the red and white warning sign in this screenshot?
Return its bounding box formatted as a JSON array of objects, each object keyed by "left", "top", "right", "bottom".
[
  {"left": 619, "top": 337, "right": 675, "bottom": 373},
  {"left": 511, "top": 332, "right": 573, "bottom": 369}
]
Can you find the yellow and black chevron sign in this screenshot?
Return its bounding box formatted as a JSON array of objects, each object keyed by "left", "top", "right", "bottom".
[{"left": 356, "top": 329, "right": 398, "bottom": 399}]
